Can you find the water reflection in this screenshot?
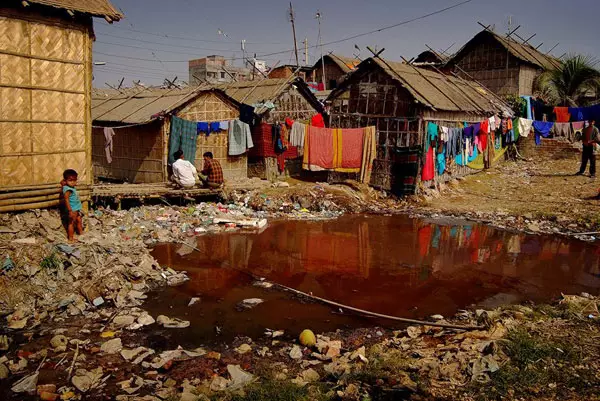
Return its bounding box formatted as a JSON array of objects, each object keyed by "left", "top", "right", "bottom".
[{"left": 155, "top": 215, "right": 600, "bottom": 320}]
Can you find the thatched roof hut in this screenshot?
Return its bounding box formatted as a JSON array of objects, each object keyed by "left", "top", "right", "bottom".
[
  {"left": 312, "top": 54, "right": 361, "bottom": 90},
  {"left": 0, "top": 0, "right": 121, "bottom": 212},
  {"left": 327, "top": 56, "right": 511, "bottom": 195},
  {"left": 92, "top": 86, "right": 246, "bottom": 184},
  {"left": 447, "top": 29, "right": 561, "bottom": 96}
]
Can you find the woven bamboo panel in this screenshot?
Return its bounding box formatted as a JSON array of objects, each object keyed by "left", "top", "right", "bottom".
[
  {"left": 0, "top": 87, "right": 30, "bottom": 120},
  {"left": 1, "top": 156, "right": 33, "bottom": 186},
  {"left": 32, "top": 151, "right": 86, "bottom": 185},
  {"left": 63, "top": 29, "right": 85, "bottom": 62},
  {"left": 30, "top": 22, "right": 64, "bottom": 60},
  {"left": 64, "top": 124, "right": 85, "bottom": 151},
  {"left": 64, "top": 93, "right": 84, "bottom": 122},
  {"left": 0, "top": 122, "right": 30, "bottom": 154},
  {"left": 62, "top": 64, "right": 85, "bottom": 92},
  {"left": 0, "top": 17, "right": 28, "bottom": 54},
  {"left": 31, "top": 90, "right": 63, "bottom": 121},
  {"left": 33, "top": 123, "right": 64, "bottom": 152},
  {"left": 31, "top": 60, "right": 85, "bottom": 92},
  {"left": 0, "top": 54, "right": 30, "bottom": 86}
]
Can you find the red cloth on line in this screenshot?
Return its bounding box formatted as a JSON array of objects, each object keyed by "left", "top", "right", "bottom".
[
  {"left": 340, "top": 128, "right": 364, "bottom": 169},
  {"left": 317, "top": 82, "right": 325, "bottom": 91},
  {"left": 306, "top": 126, "right": 334, "bottom": 169},
  {"left": 554, "top": 107, "right": 571, "bottom": 123},
  {"left": 422, "top": 146, "right": 435, "bottom": 181},
  {"left": 248, "top": 123, "right": 298, "bottom": 159},
  {"left": 311, "top": 113, "right": 325, "bottom": 128},
  {"left": 479, "top": 120, "right": 489, "bottom": 151}
]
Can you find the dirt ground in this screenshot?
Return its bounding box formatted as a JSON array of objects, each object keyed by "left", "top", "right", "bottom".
[{"left": 414, "top": 153, "right": 600, "bottom": 237}]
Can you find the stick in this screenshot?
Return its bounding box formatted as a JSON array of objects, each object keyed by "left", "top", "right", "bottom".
[
  {"left": 67, "top": 342, "right": 79, "bottom": 379},
  {"left": 180, "top": 242, "right": 484, "bottom": 330}
]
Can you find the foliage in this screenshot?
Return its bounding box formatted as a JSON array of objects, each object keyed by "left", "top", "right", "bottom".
[
  {"left": 214, "top": 380, "right": 331, "bottom": 401},
  {"left": 534, "top": 55, "right": 600, "bottom": 106},
  {"left": 503, "top": 94, "right": 527, "bottom": 117}
]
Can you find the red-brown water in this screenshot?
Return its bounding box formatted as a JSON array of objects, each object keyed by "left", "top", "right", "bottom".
[{"left": 147, "top": 214, "right": 600, "bottom": 346}]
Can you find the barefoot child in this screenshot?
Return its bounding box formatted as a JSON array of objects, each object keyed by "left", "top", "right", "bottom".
[{"left": 61, "top": 169, "right": 83, "bottom": 242}]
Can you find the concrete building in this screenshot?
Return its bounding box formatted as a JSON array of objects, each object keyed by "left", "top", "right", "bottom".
[{"left": 189, "top": 55, "right": 250, "bottom": 85}]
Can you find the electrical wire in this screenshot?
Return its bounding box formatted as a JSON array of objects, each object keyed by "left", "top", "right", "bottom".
[
  {"left": 96, "top": 32, "right": 244, "bottom": 53},
  {"left": 94, "top": 0, "right": 474, "bottom": 64}
]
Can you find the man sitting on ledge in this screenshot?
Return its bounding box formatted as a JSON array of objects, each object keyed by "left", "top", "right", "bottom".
[
  {"left": 171, "top": 149, "right": 198, "bottom": 189},
  {"left": 200, "top": 151, "right": 224, "bottom": 189}
]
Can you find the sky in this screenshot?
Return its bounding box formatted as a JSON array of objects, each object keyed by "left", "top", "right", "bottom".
[{"left": 92, "top": 0, "right": 600, "bottom": 87}]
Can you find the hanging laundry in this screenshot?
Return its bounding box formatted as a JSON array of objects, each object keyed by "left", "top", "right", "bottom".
[
  {"left": 521, "top": 96, "right": 533, "bottom": 119},
  {"left": 425, "top": 122, "right": 438, "bottom": 152},
  {"left": 271, "top": 124, "right": 287, "bottom": 154},
  {"left": 169, "top": 116, "right": 198, "bottom": 164},
  {"left": 311, "top": 113, "right": 325, "bottom": 128},
  {"left": 285, "top": 117, "right": 294, "bottom": 128},
  {"left": 197, "top": 122, "right": 209, "bottom": 134},
  {"left": 436, "top": 147, "right": 446, "bottom": 175},
  {"left": 360, "top": 126, "right": 377, "bottom": 184},
  {"left": 335, "top": 128, "right": 365, "bottom": 172},
  {"left": 239, "top": 104, "right": 255, "bottom": 126},
  {"left": 588, "top": 104, "right": 600, "bottom": 122},
  {"left": 552, "top": 123, "right": 572, "bottom": 141},
  {"left": 303, "top": 126, "right": 334, "bottom": 170},
  {"left": 209, "top": 122, "right": 221, "bottom": 133},
  {"left": 533, "top": 121, "right": 554, "bottom": 146},
  {"left": 447, "top": 128, "right": 462, "bottom": 158},
  {"left": 568, "top": 107, "right": 584, "bottom": 122},
  {"left": 289, "top": 122, "right": 306, "bottom": 148},
  {"left": 440, "top": 126, "right": 449, "bottom": 142},
  {"left": 249, "top": 123, "right": 298, "bottom": 159},
  {"left": 228, "top": 120, "right": 253, "bottom": 156},
  {"left": 488, "top": 116, "right": 497, "bottom": 131},
  {"left": 219, "top": 121, "right": 229, "bottom": 131},
  {"left": 103, "top": 127, "right": 115, "bottom": 164},
  {"left": 392, "top": 148, "right": 420, "bottom": 195},
  {"left": 422, "top": 146, "right": 435, "bottom": 181},
  {"left": 572, "top": 121, "right": 585, "bottom": 141},
  {"left": 478, "top": 121, "right": 488, "bottom": 152},
  {"left": 516, "top": 118, "right": 533, "bottom": 138},
  {"left": 554, "top": 107, "right": 570, "bottom": 123}
]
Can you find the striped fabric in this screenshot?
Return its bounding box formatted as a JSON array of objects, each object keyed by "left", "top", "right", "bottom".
[{"left": 169, "top": 116, "right": 198, "bottom": 164}]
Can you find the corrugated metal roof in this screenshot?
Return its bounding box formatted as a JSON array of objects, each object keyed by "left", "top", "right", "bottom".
[
  {"left": 372, "top": 58, "right": 510, "bottom": 114},
  {"left": 92, "top": 86, "right": 217, "bottom": 123},
  {"left": 24, "top": 0, "right": 123, "bottom": 20}
]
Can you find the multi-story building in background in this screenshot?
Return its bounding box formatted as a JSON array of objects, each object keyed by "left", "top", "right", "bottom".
[{"left": 189, "top": 55, "right": 251, "bottom": 85}]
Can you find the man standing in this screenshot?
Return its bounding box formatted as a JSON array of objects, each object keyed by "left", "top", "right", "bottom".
[
  {"left": 577, "top": 120, "right": 599, "bottom": 178},
  {"left": 171, "top": 150, "right": 198, "bottom": 188},
  {"left": 200, "top": 152, "right": 224, "bottom": 188}
]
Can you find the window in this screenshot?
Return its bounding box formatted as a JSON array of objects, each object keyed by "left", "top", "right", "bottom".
[{"left": 220, "top": 72, "right": 226, "bottom": 79}]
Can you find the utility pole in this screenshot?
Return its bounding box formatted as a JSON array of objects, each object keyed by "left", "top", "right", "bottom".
[
  {"left": 316, "top": 10, "right": 325, "bottom": 88},
  {"left": 289, "top": 2, "right": 300, "bottom": 67},
  {"left": 304, "top": 37, "right": 308, "bottom": 65}
]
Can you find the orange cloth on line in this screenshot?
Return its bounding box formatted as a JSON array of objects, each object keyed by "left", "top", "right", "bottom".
[
  {"left": 360, "top": 127, "right": 377, "bottom": 184},
  {"left": 304, "top": 126, "right": 334, "bottom": 170},
  {"left": 336, "top": 128, "right": 364, "bottom": 172},
  {"left": 554, "top": 107, "right": 571, "bottom": 123}
]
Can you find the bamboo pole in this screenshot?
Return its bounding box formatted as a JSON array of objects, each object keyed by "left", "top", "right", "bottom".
[
  {"left": 0, "top": 191, "right": 90, "bottom": 206},
  {"left": 0, "top": 187, "right": 90, "bottom": 200}
]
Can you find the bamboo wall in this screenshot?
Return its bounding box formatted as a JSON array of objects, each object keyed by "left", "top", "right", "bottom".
[
  {"left": 314, "top": 61, "right": 346, "bottom": 90},
  {"left": 175, "top": 92, "right": 246, "bottom": 180},
  {"left": 519, "top": 65, "right": 538, "bottom": 96},
  {"left": 454, "top": 39, "right": 522, "bottom": 96},
  {"left": 261, "top": 87, "right": 318, "bottom": 123},
  {"left": 92, "top": 121, "right": 164, "bottom": 183},
  {"left": 0, "top": 9, "right": 92, "bottom": 191}
]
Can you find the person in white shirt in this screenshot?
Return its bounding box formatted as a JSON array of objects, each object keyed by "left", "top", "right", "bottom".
[{"left": 171, "top": 150, "right": 198, "bottom": 188}]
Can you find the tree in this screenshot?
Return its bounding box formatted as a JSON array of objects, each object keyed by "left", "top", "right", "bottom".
[{"left": 534, "top": 55, "right": 600, "bottom": 106}]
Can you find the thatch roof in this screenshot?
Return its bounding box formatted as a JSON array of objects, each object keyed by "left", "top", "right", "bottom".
[
  {"left": 218, "top": 77, "right": 324, "bottom": 114},
  {"left": 23, "top": 0, "right": 123, "bottom": 20},
  {"left": 92, "top": 86, "right": 234, "bottom": 124},
  {"left": 314, "top": 54, "right": 360, "bottom": 73},
  {"left": 414, "top": 50, "right": 448, "bottom": 65},
  {"left": 451, "top": 30, "right": 561, "bottom": 70},
  {"left": 328, "top": 57, "right": 511, "bottom": 115}
]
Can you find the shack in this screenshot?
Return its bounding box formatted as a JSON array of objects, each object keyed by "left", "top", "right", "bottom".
[
  {"left": 327, "top": 56, "right": 511, "bottom": 195},
  {"left": 447, "top": 29, "right": 561, "bottom": 96},
  {"left": 92, "top": 87, "right": 246, "bottom": 184},
  {"left": 0, "top": 0, "right": 121, "bottom": 212},
  {"left": 312, "top": 54, "right": 361, "bottom": 90},
  {"left": 268, "top": 65, "right": 314, "bottom": 82},
  {"left": 220, "top": 77, "right": 324, "bottom": 180}
]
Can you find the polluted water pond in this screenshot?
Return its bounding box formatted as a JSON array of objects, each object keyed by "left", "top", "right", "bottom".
[{"left": 146, "top": 214, "right": 600, "bottom": 347}]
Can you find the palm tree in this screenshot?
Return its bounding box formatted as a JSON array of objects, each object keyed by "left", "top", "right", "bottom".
[{"left": 534, "top": 55, "right": 600, "bottom": 106}]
